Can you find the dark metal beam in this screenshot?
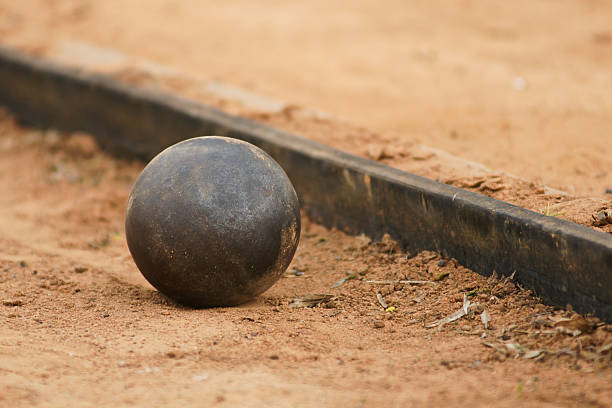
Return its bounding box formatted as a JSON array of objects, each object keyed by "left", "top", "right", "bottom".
[{"left": 1, "top": 47, "right": 611, "bottom": 320}]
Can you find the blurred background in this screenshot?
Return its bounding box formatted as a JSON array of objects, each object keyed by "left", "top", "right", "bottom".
[{"left": 1, "top": 0, "right": 610, "bottom": 196}]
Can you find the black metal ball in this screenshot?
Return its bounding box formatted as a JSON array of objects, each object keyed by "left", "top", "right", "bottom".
[{"left": 125, "top": 136, "right": 300, "bottom": 307}]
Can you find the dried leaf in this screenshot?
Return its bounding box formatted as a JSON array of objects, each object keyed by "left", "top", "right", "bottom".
[
  {"left": 524, "top": 350, "right": 544, "bottom": 359},
  {"left": 289, "top": 294, "right": 333, "bottom": 308},
  {"left": 597, "top": 342, "right": 612, "bottom": 354},
  {"left": 433, "top": 272, "right": 450, "bottom": 282},
  {"left": 462, "top": 296, "right": 471, "bottom": 315},
  {"left": 413, "top": 294, "right": 426, "bottom": 303},
  {"left": 532, "top": 316, "right": 554, "bottom": 328},
  {"left": 376, "top": 293, "right": 388, "bottom": 309},
  {"left": 482, "top": 342, "right": 496, "bottom": 349},
  {"left": 366, "top": 280, "right": 434, "bottom": 285},
  {"left": 480, "top": 310, "right": 491, "bottom": 330},
  {"left": 555, "top": 348, "right": 577, "bottom": 358},
  {"left": 554, "top": 315, "right": 598, "bottom": 336},
  {"left": 355, "top": 233, "right": 372, "bottom": 246},
  {"left": 331, "top": 274, "right": 357, "bottom": 288},
  {"left": 505, "top": 343, "right": 525, "bottom": 354},
  {"left": 426, "top": 295, "right": 470, "bottom": 328}
]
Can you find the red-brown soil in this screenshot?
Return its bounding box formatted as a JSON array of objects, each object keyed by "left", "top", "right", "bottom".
[
  {"left": 1, "top": 113, "right": 611, "bottom": 407},
  {"left": 1, "top": 1, "right": 612, "bottom": 406}
]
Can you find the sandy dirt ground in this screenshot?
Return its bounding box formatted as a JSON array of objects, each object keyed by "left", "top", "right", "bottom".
[
  {"left": 0, "top": 114, "right": 611, "bottom": 407},
  {"left": 1, "top": 1, "right": 612, "bottom": 407}
]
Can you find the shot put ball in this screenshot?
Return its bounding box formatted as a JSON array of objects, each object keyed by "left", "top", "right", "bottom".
[{"left": 125, "top": 136, "right": 300, "bottom": 307}]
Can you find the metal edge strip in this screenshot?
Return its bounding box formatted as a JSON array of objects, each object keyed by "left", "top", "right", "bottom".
[{"left": 1, "top": 47, "right": 610, "bottom": 320}]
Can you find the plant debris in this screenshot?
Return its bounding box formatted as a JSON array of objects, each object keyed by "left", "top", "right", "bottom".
[
  {"left": 480, "top": 310, "right": 491, "bottom": 330},
  {"left": 524, "top": 349, "right": 545, "bottom": 360},
  {"left": 426, "top": 295, "right": 472, "bottom": 328},
  {"left": 598, "top": 342, "right": 612, "bottom": 354},
  {"left": 592, "top": 208, "right": 612, "bottom": 226},
  {"left": 376, "top": 292, "right": 388, "bottom": 309},
  {"left": 331, "top": 273, "right": 358, "bottom": 288},
  {"left": 289, "top": 294, "right": 334, "bottom": 308},
  {"left": 433, "top": 272, "right": 450, "bottom": 281},
  {"left": 365, "top": 280, "right": 434, "bottom": 285},
  {"left": 553, "top": 315, "right": 600, "bottom": 336}
]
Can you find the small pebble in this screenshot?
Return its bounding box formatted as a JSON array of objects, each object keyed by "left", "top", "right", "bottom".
[
  {"left": 512, "top": 76, "right": 527, "bottom": 91},
  {"left": 373, "top": 320, "right": 385, "bottom": 329},
  {"left": 437, "top": 260, "right": 447, "bottom": 267},
  {"left": 3, "top": 300, "right": 23, "bottom": 307},
  {"left": 192, "top": 373, "right": 209, "bottom": 382}
]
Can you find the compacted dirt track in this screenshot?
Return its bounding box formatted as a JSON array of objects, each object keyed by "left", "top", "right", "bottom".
[
  {"left": 1, "top": 1, "right": 612, "bottom": 406},
  {"left": 1, "top": 114, "right": 611, "bottom": 407}
]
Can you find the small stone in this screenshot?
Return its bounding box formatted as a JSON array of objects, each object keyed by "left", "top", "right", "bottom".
[
  {"left": 357, "top": 266, "right": 369, "bottom": 275},
  {"left": 269, "top": 354, "right": 279, "bottom": 360},
  {"left": 74, "top": 267, "right": 88, "bottom": 274},
  {"left": 3, "top": 300, "right": 23, "bottom": 307},
  {"left": 437, "top": 260, "right": 447, "bottom": 267},
  {"left": 512, "top": 76, "right": 527, "bottom": 91},
  {"left": 19, "top": 261, "right": 27, "bottom": 267},
  {"left": 192, "top": 373, "right": 209, "bottom": 382},
  {"left": 373, "top": 320, "right": 385, "bottom": 329}
]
